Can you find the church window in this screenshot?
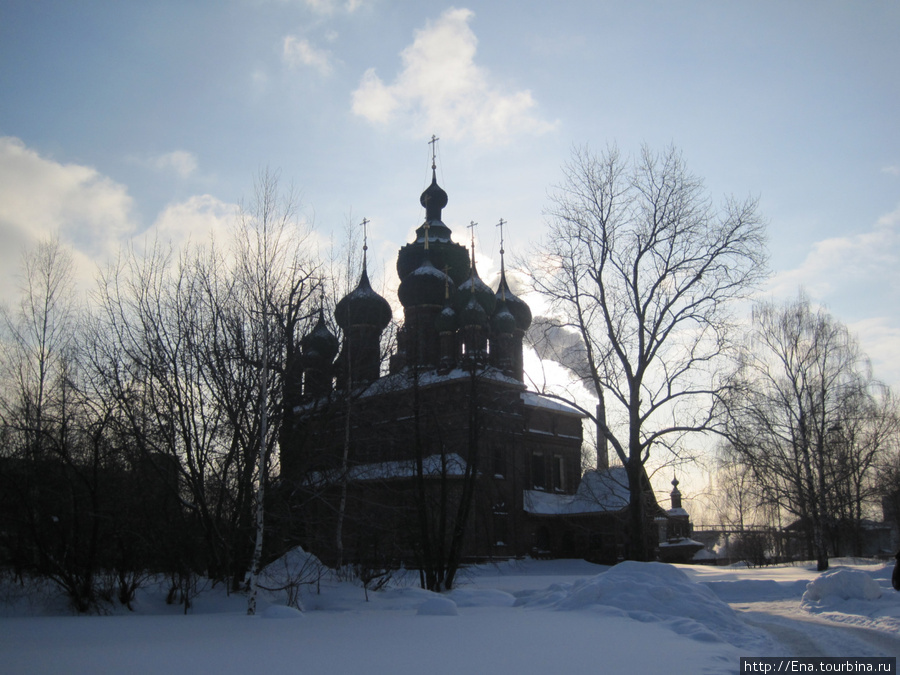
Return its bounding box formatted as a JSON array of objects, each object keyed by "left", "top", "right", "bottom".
[
  {"left": 531, "top": 452, "right": 546, "bottom": 489},
  {"left": 492, "top": 444, "right": 506, "bottom": 478},
  {"left": 553, "top": 455, "right": 567, "bottom": 492}
]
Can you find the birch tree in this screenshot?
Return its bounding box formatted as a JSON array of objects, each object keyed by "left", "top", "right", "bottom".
[{"left": 236, "top": 169, "right": 320, "bottom": 614}]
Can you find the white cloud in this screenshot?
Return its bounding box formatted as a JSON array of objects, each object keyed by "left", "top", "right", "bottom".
[
  {"left": 767, "top": 205, "right": 900, "bottom": 389},
  {"left": 767, "top": 205, "right": 900, "bottom": 300},
  {"left": 881, "top": 164, "right": 900, "bottom": 176},
  {"left": 127, "top": 150, "right": 199, "bottom": 178},
  {"left": 351, "top": 8, "right": 557, "bottom": 145},
  {"left": 283, "top": 35, "right": 334, "bottom": 76},
  {"left": 260, "top": 0, "right": 367, "bottom": 13},
  {"left": 0, "top": 137, "right": 136, "bottom": 255},
  {"left": 294, "top": 0, "right": 366, "bottom": 14},
  {"left": 0, "top": 137, "right": 139, "bottom": 299},
  {"left": 146, "top": 195, "right": 236, "bottom": 253},
  {"left": 0, "top": 138, "right": 240, "bottom": 304},
  {"left": 150, "top": 150, "right": 198, "bottom": 178}
]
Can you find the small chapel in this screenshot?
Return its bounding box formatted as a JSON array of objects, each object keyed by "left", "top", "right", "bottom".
[{"left": 278, "top": 155, "right": 680, "bottom": 567}]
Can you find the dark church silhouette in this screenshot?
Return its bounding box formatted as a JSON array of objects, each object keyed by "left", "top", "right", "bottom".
[{"left": 279, "top": 161, "right": 685, "bottom": 567}]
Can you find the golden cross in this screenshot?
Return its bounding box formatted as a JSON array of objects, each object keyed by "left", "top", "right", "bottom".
[{"left": 429, "top": 135, "right": 440, "bottom": 170}]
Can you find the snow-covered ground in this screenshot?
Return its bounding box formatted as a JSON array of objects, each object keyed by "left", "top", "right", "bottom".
[{"left": 1, "top": 555, "right": 898, "bottom": 674}]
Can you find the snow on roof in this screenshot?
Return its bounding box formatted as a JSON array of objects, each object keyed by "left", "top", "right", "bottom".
[
  {"left": 360, "top": 366, "right": 524, "bottom": 398},
  {"left": 667, "top": 507, "right": 690, "bottom": 518},
  {"left": 308, "top": 453, "right": 468, "bottom": 485},
  {"left": 521, "top": 392, "right": 585, "bottom": 416},
  {"left": 659, "top": 537, "right": 705, "bottom": 549},
  {"left": 524, "top": 467, "right": 630, "bottom": 515}
]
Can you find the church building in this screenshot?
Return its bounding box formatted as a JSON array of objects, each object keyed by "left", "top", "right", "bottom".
[{"left": 279, "top": 160, "right": 669, "bottom": 568}]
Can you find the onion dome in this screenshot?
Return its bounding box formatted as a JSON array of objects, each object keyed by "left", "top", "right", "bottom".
[
  {"left": 301, "top": 307, "right": 339, "bottom": 360},
  {"left": 420, "top": 169, "right": 448, "bottom": 221},
  {"left": 334, "top": 266, "right": 392, "bottom": 330},
  {"left": 435, "top": 302, "right": 458, "bottom": 334},
  {"left": 670, "top": 475, "right": 683, "bottom": 510},
  {"left": 457, "top": 262, "right": 496, "bottom": 316},
  {"left": 491, "top": 299, "right": 517, "bottom": 335},
  {"left": 398, "top": 255, "right": 455, "bottom": 308},
  {"left": 460, "top": 293, "right": 488, "bottom": 328},
  {"left": 495, "top": 270, "right": 532, "bottom": 332},
  {"left": 398, "top": 237, "right": 470, "bottom": 287}
]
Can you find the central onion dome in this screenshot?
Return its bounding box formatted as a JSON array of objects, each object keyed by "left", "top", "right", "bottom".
[
  {"left": 396, "top": 170, "right": 470, "bottom": 286},
  {"left": 334, "top": 266, "right": 392, "bottom": 330},
  {"left": 398, "top": 254, "right": 455, "bottom": 308},
  {"left": 420, "top": 173, "right": 448, "bottom": 221}
]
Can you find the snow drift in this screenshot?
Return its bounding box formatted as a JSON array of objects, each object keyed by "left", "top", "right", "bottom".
[
  {"left": 518, "top": 561, "right": 750, "bottom": 645},
  {"left": 802, "top": 568, "right": 883, "bottom": 605}
]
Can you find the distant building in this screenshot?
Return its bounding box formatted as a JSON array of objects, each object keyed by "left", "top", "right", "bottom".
[{"left": 279, "top": 164, "right": 685, "bottom": 566}]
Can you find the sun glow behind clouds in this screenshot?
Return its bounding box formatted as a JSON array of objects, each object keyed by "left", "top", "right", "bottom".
[{"left": 351, "top": 8, "right": 557, "bottom": 145}]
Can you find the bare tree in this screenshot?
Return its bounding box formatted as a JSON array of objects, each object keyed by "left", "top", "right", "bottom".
[
  {"left": 722, "top": 294, "right": 893, "bottom": 570},
  {"left": 0, "top": 236, "right": 78, "bottom": 462},
  {"left": 827, "top": 384, "right": 898, "bottom": 556},
  {"left": 0, "top": 237, "right": 116, "bottom": 610},
  {"left": 524, "top": 144, "right": 767, "bottom": 560},
  {"left": 95, "top": 240, "right": 240, "bottom": 592},
  {"left": 234, "top": 168, "right": 320, "bottom": 615},
  {"left": 93, "top": 176, "right": 319, "bottom": 607}
]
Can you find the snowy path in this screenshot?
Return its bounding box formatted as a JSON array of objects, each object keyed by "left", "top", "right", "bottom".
[{"left": 739, "top": 603, "right": 900, "bottom": 658}]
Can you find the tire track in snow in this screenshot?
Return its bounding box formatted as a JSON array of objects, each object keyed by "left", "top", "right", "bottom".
[{"left": 739, "top": 608, "right": 900, "bottom": 658}]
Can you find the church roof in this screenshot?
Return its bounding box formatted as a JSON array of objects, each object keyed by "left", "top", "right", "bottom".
[{"left": 521, "top": 392, "right": 585, "bottom": 416}]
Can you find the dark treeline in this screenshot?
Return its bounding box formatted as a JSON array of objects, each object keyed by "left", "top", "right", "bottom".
[{"left": 0, "top": 174, "right": 324, "bottom": 612}]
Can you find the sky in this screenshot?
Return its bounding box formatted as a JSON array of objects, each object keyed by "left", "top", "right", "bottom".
[{"left": 1, "top": 1, "right": 899, "bottom": 384}]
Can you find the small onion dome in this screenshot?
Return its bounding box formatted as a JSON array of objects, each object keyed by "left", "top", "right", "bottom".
[
  {"left": 457, "top": 263, "right": 496, "bottom": 316},
  {"left": 301, "top": 307, "right": 339, "bottom": 360},
  {"left": 420, "top": 169, "right": 448, "bottom": 221},
  {"left": 435, "top": 303, "right": 458, "bottom": 333},
  {"left": 460, "top": 293, "right": 488, "bottom": 328},
  {"left": 335, "top": 267, "right": 392, "bottom": 330},
  {"left": 398, "top": 255, "right": 454, "bottom": 308},
  {"left": 495, "top": 270, "right": 532, "bottom": 332},
  {"left": 491, "top": 299, "right": 517, "bottom": 335}
]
